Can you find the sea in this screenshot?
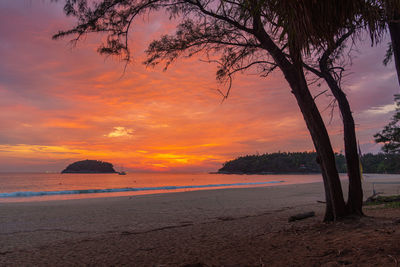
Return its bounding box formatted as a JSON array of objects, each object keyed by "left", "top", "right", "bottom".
[
  {"left": 0, "top": 172, "right": 391, "bottom": 203},
  {"left": 0, "top": 172, "right": 332, "bottom": 203}
]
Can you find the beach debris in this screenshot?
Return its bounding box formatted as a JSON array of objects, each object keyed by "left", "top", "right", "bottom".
[
  {"left": 365, "top": 194, "right": 400, "bottom": 204},
  {"left": 365, "top": 191, "right": 383, "bottom": 203},
  {"left": 217, "top": 216, "right": 235, "bottom": 221},
  {"left": 388, "top": 255, "right": 398, "bottom": 267},
  {"left": 288, "top": 211, "right": 315, "bottom": 222}
]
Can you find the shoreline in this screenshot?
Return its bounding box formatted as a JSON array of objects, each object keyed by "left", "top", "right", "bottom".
[
  {"left": 212, "top": 171, "right": 322, "bottom": 175},
  {"left": 1, "top": 173, "right": 398, "bottom": 204},
  {"left": 0, "top": 180, "right": 286, "bottom": 203},
  {"left": 0, "top": 179, "right": 328, "bottom": 205},
  {"left": 0, "top": 182, "right": 329, "bottom": 254},
  {"left": 1, "top": 177, "right": 400, "bottom": 265}
]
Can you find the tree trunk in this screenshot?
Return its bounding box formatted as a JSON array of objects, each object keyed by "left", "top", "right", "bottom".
[
  {"left": 284, "top": 62, "right": 347, "bottom": 221},
  {"left": 321, "top": 70, "right": 364, "bottom": 216},
  {"left": 320, "top": 167, "right": 334, "bottom": 221},
  {"left": 252, "top": 19, "right": 346, "bottom": 221},
  {"left": 388, "top": 6, "right": 400, "bottom": 87}
]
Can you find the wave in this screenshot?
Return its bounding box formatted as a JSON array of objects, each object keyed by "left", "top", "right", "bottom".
[{"left": 0, "top": 181, "right": 284, "bottom": 198}]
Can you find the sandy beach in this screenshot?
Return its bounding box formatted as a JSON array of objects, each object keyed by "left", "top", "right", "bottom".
[{"left": 1, "top": 177, "right": 400, "bottom": 266}]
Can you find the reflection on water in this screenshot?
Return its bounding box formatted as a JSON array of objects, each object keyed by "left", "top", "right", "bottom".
[{"left": 0, "top": 172, "right": 344, "bottom": 203}]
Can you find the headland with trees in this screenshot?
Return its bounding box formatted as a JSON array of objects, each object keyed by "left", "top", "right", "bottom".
[{"left": 217, "top": 152, "right": 400, "bottom": 175}]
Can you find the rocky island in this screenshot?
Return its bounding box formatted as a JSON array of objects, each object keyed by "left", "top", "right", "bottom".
[{"left": 61, "top": 160, "right": 116, "bottom": 173}]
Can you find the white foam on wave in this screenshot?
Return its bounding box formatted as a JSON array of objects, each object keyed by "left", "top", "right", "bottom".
[{"left": 0, "top": 181, "right": 284, "bottom": 198}]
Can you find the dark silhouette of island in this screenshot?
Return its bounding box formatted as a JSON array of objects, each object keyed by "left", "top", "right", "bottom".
[
  {"left": 217, "top": 152, "right": 400, "bottom": 174},
  {"left": 61, "top": 160, "right": 116, "bottom": 173}
]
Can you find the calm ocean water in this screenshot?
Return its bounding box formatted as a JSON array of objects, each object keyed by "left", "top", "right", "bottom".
[{"left": 0, "top": 172, "right": 333, "bottom": 203}]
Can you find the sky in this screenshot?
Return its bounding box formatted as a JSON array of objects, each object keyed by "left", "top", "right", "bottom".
[{"left": 0, "top": 0, "right": 399, "bottom": 172}]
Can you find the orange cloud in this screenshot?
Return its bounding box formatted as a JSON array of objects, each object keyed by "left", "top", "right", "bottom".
[{"left": 106, "top": 127, "right": 135, "bottom": 138}]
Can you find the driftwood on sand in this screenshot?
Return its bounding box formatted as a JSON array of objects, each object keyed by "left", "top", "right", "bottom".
[{"left": 288, "top": 211, "right": 316, "bottom": 222}]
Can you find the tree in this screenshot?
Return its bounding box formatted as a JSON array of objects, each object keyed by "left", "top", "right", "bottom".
[
  {"left": 54, "top": 0, "right": 347, "bottom": 220},
  {"left": 289, "top": 0, "right": 400, "bottom": 217},
  {"left": 375, "top": 94, "right": 400, "bottom": 153},
  {"left": 303, "top": 29, "right": 364, "bottom": 216},
  {"left": 272, "top": 0, "right": 399, "bottom": 85},
  {"left": 385, "top": 0, "right": 400, "bottom": 86},
  {"left": 268, "top": 0, "right": 398, "bottom": 216}
]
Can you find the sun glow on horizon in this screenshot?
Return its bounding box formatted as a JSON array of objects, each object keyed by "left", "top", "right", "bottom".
[{"left": 0, "top": 144, "right": 226, "bottom": 171}]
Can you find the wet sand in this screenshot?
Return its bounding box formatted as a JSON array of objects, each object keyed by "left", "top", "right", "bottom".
[{"left": 1, "top": 177, "right": 400, "bottom": 266}]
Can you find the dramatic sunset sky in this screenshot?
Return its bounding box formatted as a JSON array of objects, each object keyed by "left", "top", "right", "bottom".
[{"left": 0, "top": 0, "right": 398, "bottom": 172}]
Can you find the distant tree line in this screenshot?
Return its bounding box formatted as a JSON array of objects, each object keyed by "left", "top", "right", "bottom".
[
  {"left": 361, "top": 153, "right": 400, "bottom": 174},
  {"left": 218, "top": 152, "right": 400, "bottom": 174}
]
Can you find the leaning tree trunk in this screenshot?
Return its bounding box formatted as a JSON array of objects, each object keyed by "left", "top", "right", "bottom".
[
  {"left": 320, "top": 169, "right": 334, "bottom": 221},
  {"left": 389, "top": 18, "right": 400, "bottom": 87},
  {"left": 321, "top": 69, "right": 364, "bottom": 216},
  {"left": 285, "top": 63, "right": 347, "bottom": 221},
  {"left": 253, "top": 17, "right": 347, "bottom": 221},
  {"left": 388, "top": 4, "right": 400, "bottom": 86}
]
